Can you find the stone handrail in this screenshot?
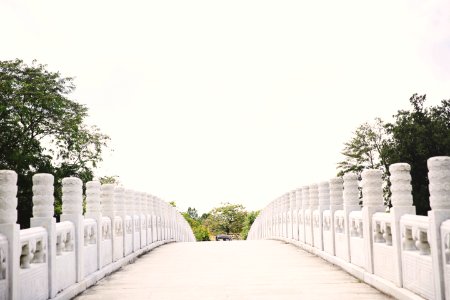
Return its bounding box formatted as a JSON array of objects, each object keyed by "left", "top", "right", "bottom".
[
  {"left": 0, "top": 172, "right": 195, "bottom": 300},
  {"left": 248, "top": 156, "right": 450, "bottom": 300}
]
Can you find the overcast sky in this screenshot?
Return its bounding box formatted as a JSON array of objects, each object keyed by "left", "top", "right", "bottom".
[{"left": 2, "top": 0, "right": 449, "bottom": 214}]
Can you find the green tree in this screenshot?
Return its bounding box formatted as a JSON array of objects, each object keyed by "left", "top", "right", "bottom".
[
  {"left": 337, "top": 118, "right": 391, "bottom": 177},
  {"left": 181, "top": 211, "right": 210, "bottom": 241},
  {"left": 186, "top": 207, "right": 199, "bottom": 219},
  {"left": 338, "top": 94, "right": 450, "bottom": 215},
  {"left": 337, "top": 118, "right": 392, "bottom": 204},
  {"left": 241, "top": 210, "right": 260, "bottom": 240},
  {"left": 0, "top": 59, "right": 109, "bottom": 227},
  {"left": 385, "top": 94, "right": 450, "bottom": 215},
  {"left": 205, "top": 203, "right": 247, "bottom": 236},
  {"left": 99, "top": 175, "right": 119, "bottom": 184}
]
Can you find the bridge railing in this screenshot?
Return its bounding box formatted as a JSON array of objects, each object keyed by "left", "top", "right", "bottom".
[
  {"left": 248, "top": 156, "right": 450, "bottom": 300},
  {"left": 0, "top": 172, "right": 195, "bottom": 300}
]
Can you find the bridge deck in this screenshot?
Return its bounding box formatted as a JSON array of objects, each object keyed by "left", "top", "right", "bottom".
[{"left": 75, "top": 240, "right": 390, "bottom": 299}]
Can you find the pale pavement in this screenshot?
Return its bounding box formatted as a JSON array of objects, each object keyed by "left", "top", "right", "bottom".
[{"left": 75, "top": 240, "right": 390, "bottom": 300}]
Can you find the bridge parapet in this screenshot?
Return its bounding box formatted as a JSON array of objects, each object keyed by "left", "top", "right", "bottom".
[
  {"left": 249, "top": 156, "right": 450, "bottom": 300},
  {"left": 0, "top": 172, "right": 194, "bottom": 300}
]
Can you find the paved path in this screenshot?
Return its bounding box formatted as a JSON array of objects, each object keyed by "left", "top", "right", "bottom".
[{"left": 75, "top": 240, "right": 390, "bottom": 300}]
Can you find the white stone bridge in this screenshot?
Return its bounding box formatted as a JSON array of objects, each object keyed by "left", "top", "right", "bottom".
[{"left": 0, "top": 155, "right": 449, "bottom": 300}]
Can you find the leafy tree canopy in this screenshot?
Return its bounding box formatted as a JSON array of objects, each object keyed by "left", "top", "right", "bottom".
[
  {"left": 241, "top": 210, "right": 260, "bottom": 240},
  {"left": 338, "top": 94, "right": 450, "bottom": 215},
  {"left": 0, "top": 59, "right": 109, "bottom": 227},
  {"left": 205, "top": 203, "right": 247, "bottom": 235}
]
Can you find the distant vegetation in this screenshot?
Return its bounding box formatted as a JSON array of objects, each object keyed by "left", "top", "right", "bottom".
[{"left": 181, "top": 204, "right": 259, "bottom": 241}]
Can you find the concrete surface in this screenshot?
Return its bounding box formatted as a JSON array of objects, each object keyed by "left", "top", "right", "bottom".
[{"left": 74, "top": 240, "right": 391, "bottom": 300}]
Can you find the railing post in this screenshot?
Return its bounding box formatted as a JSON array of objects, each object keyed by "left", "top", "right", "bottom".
[
  {"left": 60, "top": 177, "right": 84, "bottom": 282},
  {"left": 361, "top": 169, "right": 384, "bottom": 274},
  {"left": 427, "top": 156, "right": 450, "bottom": 300},
  {"left": 85, "top": 181, "right": 102, "bottom": 270},
  {"left": 113, "top": 186, "right": 125, "bottom": 258},
  {"left": 316, "top": 181, "right": 330, "bottom": 250},
  {"left": 342, "top": 173, "right": 360, "bottom": 262},
  {"left": 329, "top": 177, "right": 343, "bottom": 256},
  {"left": 389, "top": 163, "right": 415, "bottom": 287},
  {"left": 289, "top": 191, "right": 295, "bottom": 239},
  {"left": 151, "top": 195, "right": 157, "bottom": 243},
  {"left": 308, "top": 184, "right": 318, "bottom": 246},
  {"left": 146, "top": 194, "right": 152, "bottom": 246},
  {"left": 295, "top": 188, "right": 302, "bottom": 242},
  {"left": 101, "top": 184, "right": 116, "bottom": 261},
  {"left": 0, "top": 171, "right": 20, "bottom": 300},
  {"left": 301, "top": 186, "right": 309, "bottom": 243},
  {"left": 30, "top": 173, "right": 57, "bottom": 298}
]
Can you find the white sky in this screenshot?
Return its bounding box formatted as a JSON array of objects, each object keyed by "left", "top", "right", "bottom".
[{"left": 1, "top": 0, "right": 449, "bottom": 214}]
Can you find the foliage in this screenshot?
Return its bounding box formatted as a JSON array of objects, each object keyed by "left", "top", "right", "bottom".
[
  {"left": 338, "top": 94, "right": 450, "bottom": 215},
  {"left": 99, "top": 175, "right": 119, "bottom": 184},
  {"left": 169, "top": 201, "right": 176, "bottom": 208},
  {"left": 241, "top": 210, "right": 260, "bottom": 240},
  {"left": 385, "top": 94, "right": 450, "bottom": 214},
  {"left": 186, "top": 207, "right": 198, "bottom": 219},
  {"left": 0, "top": 59, "right": 109, "bottom": 227},
  {"left": 337, "top": 118, "right": 391, "bottom": 178},
  {"left": 181, "top": 211, "right": 210, "bottom": 241},
  {"left": 204, "top": 203, "right": 247, "bottom": 236}
]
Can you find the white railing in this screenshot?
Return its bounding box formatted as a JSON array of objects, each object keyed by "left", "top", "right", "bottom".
[
  {"left": 248, "top": 156, "right": 450, "bottom": 300},
  {"left": 0, "top": 172, "right": 195, "bottom": 300}
]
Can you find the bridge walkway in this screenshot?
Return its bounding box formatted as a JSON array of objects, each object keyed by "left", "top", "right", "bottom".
[{"left": 75, "top": 240, "right": 390, "bottom": 300}]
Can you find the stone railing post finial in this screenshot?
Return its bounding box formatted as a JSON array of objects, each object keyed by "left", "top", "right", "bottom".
[
  {"left": 329, "top": 177, "right": 343, "bottom": 207},
  {"left": 361, "top": 169, "right": 383, "bottom": 207},
  {"left": 86, "top": 181, "right": 101, "bottom": 215},
  {"left": 0, "top": 170, "right": 18, "bottom": 224},
  {"left": 32, "top": 174, "right": 54, "bottom": 218},
  {"left": 389, "top": 163, "right": 413, "bottom": 207},
  {"left": 343, "top": 173, "right": 359, "bottom": 207}
]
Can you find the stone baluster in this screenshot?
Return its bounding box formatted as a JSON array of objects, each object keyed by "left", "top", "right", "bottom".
[
  {"left": 145, "top": 194, "right": 152, "bottom": 245},
  {"left": 295, "top": 188, "right": 302, "bottom": 242},
  {"left": 308, "top": 184, "right": 318, "bottom": 246},
  {"left": 427, "top": 156, "right": 450, "bottom": 300},
  {"left": 137, "top": 192, "right": 145, "bottom": 248},
  {"left": 30, "top": 174, "right": 57, "bottom": 298},
  {"left": 328, "top": 177, "right": 343, "bottom": 256},
  {"left": 130, "top": 190, "right": 140, "bottom": 251},
  {"left": 148, "top": 195, "right": 155, "bottom": 243},
  {"left": 342, "top": 173, "right": 361, "bottom": 262},
  {"left": 316, "top": 181, "right": 330, "bottom": 250},
  {"left": 290, "top": 190, "right": 297, "bottom": 241},
  {"left": 162, "top": 201, "right": 167, "bottom": 241},
  {"left": 388, "top": 163, "right": 415, "bottom": 287},
  {"left": 151, "top": 195, "right": 158, "bottom": 243},
  {"left": 156, "top": 197, "right": 161, "bottom": 241},
  {"left": 114, "top": 186, "right": 125, "bottom": 253},
  {"left": 301, "top": 186, "right": 310, "bottom": 243},
  {"left": 60, "top": 177, "right": 84, "bottom": 282},
  {"left": 361, "top": 169, "right": 384, "bottom": 273},
  {"left": 277, "top": 197, "right": 282, "bottom": 237},
  {"left": 123, "top": 188, "right": 133, "bottom": 255},
  {"left": 85, "top": 181, "right": 102, "bottom": 270},
  {"left": 0, "top": 171, "right": 20, "bottom": 300},
  {"left": 101, "top": 184, "right": 117, "bottom": 259},
  {"left": 283, "top": 193, "right": 289, "bottom": 238},
  {"left": 154, "top": 197, "right": 160, "bottom": 242}
]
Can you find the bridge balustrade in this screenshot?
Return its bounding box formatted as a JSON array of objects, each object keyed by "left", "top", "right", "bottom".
[
  {"left": 248, "top": 156, "right": 450, "bottom": 300},
  {"left": 0, "top": 171, "right": 195, "bottom": 300}
]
